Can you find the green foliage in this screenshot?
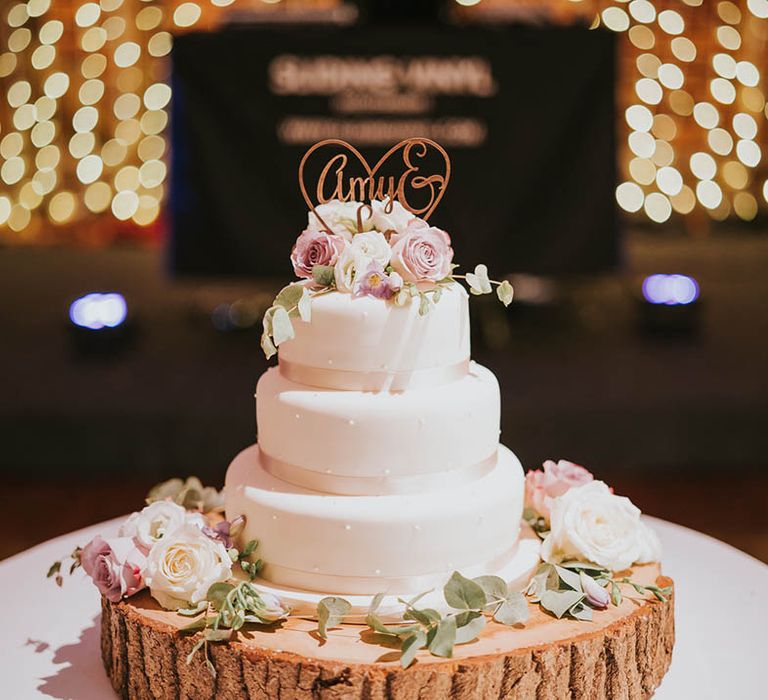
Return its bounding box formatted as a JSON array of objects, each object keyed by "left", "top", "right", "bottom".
[
  {"left": 465, "top": 264, "right": 492, "bottom": 295},
  {"left": 146, "top": 476, "right": 224, "bottom": 513},
  {"left": 260, "top": 284, "right": 336, "bottom": 359},
  {"left": 236, "top": 539, "right": 263, "bottom": 581},
  {"left": 444, "top": 571, "right": 486, "bottom": 610},
  {"left": 46, "top": 546, "right": 82, "bottom": 588},
  {"left": 182, "top": 580, "right": 290, "bottom": 676},
  {"left": 496, "top": 279, "right": 514, "bottom": 306},
  {"left": 312, "top": 264, "right": 335, "bottom": 287},
  {"left": 526, "top": 561, "right": 671, "bottom": 621},
  {"left": 317, "top": 596, "right": 351, "bottom": 639}
]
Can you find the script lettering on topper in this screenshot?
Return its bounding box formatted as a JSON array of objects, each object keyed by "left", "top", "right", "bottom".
[{"left": 299, "top": 138, "right": 451, "bottom": 231}]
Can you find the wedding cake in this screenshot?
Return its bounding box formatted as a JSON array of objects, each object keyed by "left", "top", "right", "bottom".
[
  {"left": 224, "top": 284, "right": 526, "bottom": 597},
  {"left": 66, "top": 139, "right": 673, "bottom": 699}
]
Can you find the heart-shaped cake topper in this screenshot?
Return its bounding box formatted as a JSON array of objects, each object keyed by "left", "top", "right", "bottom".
[{"left": 298, "top": 138, "right": 451, "bottom": 232}]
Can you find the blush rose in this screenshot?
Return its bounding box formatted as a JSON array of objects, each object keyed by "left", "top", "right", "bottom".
[
  {"left": 81, "top": 535, "right": 147, "bottom": 602},
  {"left": 524, "top": 459, "right": 594, "bottom": 520},
  {"left": 389, "top": 220, "right": 453, "bottom": 284},
  {"left": 290, "top": 228, "right": 347, "bottom": 279}
]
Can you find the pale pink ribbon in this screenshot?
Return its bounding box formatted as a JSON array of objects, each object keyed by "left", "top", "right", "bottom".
[
  {"left": 260, "top": 450, "right": 498, "bottom": 496},
  {"left": 278, "top": 357, "right": 470, "bottom": 391}
]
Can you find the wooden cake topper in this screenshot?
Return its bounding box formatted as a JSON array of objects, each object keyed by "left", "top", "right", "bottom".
[{"left": 298, "top": 138, "right": 451, "bottom": 232}]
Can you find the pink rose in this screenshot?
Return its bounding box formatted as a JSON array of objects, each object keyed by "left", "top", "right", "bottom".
[
  {"left": 81, "top": 535, "right": 147, "bottom": 602},
  {"left": 290, "top": 228, "right": 347, "bottom": 279},
  {"left": 525, "top": 459, "right": 594, "bottom": 520},
  {"left": 389, "top": 220, "right": 454, "bottom": 284}
]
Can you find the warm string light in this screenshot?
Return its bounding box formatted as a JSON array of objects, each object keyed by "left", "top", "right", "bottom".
[
  {"left": 1, "top": 0, "right": 767, "bottom": 237},
  {"left": 0, "top": 0, "right": 197, "bottom": 236},
  {"left": 608, "top": 0, "right": 768, "bottom": 223}
]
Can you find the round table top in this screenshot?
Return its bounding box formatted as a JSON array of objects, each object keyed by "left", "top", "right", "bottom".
[{"left": 0, "top": 516, "right": 765, "bottom": 699}]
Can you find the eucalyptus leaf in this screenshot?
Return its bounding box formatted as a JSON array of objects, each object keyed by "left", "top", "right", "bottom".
[
  {"left": 312, "top": 264, "right": 335, "bottom": 287},
  {"left": 494, "top": 592, "right": 529, "bottom": 626},
  {"left": 610, "top": 581, "right": 622, "bottom": 607},
  {"left": 404, "top": 607, "right": 441, "bottom": 626},
  {"left": 297, "top": 288, "right": 312, "bottom": 323},
  {"left": 239, "top": 540, "right": 259, "bottom": 559},
  {"left": 205, "top": 628, "right": 233, "bottom": 642},
  {"left": 186, "top": 637, "right": 205, "bottom": 664},
  {"left": 205, "top": 657, "right": 217, "bottom": 678},
  {"left": 181, "top": 616, "right": 209, "bottom": 632},
  {"left": 466, "top": 264, "right": 492, "bottom": 295},
  {"left": 526, "top": 563, "right": 558, "bottom": 602},
  {"left": 473, "top": 575, "right": 508, "bottom": 602},
  {"left": 47, "top": 561, "right": 61, "bottom": 578},
  {"left": 260, "top": 309, "right": 277, "bottom": 359},
  {"left": 317, "top": 596, "right": 351, "bottom": 639},
  {"left": 540, "top": 589, "right": 585, "bottom": 619},
  {"left": 368, "top": 592, "right": 385, "bottom": 616},
  {"left": 559, "top": 561, "right": 611, "bottom": 575},
  {"left": 569, "top": 603, "right": 593, "bottom": 622},
  {"left": 404, "top": 589, "right": 433, "bottom": 609},
  {"left": 432, "top": 286, "right": 443, "bottom": 303},
  {"left": 444, "top": 571, "right": 487, "bottom": 611},
  {"left": 496, "top": 279, "right": 514, "bottom": 306},
  {"left": 206, "top": 582, "right": 234, "bottom": 612},
  {"left": 273, "top": 283, "right": 305, "bottom": 314},
  {"left": 454, "top": 612, "right": 486, "bottom": 644},
  {"left": 400, "top": 629, "right": 427, "bottom": 669},
  {"left": 428, "top": 616, "right": 457, "bottom": 658},
  {"left": 367, "top": 612, "right": 419, "bottom": 638},
  {"left": 555, "top": 565, "right": 583, "bottom": 592},
  {"left": 418, "top": 293, "right": 430, "bottom": 316},
  {"left": 271, "top": 306, "right": 294, "bottom": 346},
  {"left": 178, "top": 601, "right": 209, "bottom": 617}
]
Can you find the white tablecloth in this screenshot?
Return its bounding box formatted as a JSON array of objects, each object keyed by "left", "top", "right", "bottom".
[{"left": 0, "top": 516, "right": 766, "bottom": 699}]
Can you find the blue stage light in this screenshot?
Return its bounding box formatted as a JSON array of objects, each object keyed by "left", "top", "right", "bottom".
[
  {"left": 69, "top": 293, "right": 128, "bottom": 330},
  {"left": 642, "top": 274, "right": 699, "bottom": 306}
]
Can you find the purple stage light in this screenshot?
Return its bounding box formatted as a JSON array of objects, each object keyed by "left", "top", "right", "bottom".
[
  {"left": 69, "top": 293, "right": 128, "bottom": 330},
  {"left": 642, "top": 274, "right": 699, "bottom": 306}
]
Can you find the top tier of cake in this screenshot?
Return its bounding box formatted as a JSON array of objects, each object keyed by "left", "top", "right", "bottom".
[{"left": 277, "top": 283, "right": 469, "bottom": 392}]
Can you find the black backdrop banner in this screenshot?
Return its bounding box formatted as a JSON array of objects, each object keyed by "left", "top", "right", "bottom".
[{"left": 170, "top": 23, "right": 616, "bottom": 277}]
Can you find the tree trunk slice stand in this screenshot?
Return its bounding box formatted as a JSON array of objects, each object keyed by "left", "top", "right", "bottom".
[{"left": 101, "top": 563, "right": 674, "bottom": 700}]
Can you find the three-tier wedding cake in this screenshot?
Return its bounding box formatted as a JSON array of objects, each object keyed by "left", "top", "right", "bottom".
[
  {"left": 225, "top": 284, "right": 528, "bottom": 599},
  {"left": 78, "top": 139, "right": 673, "bottom": 699}
]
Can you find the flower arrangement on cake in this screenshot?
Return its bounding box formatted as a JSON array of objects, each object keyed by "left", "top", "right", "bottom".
[
  {"left": 260, "top": 197, "right": 514, "bottom": 359},
  {"left": 49, "top": 139, "right": 673, "bottom": 698},
  {"left": 49, "top": 461, "right": 667, "bottom": 673}
]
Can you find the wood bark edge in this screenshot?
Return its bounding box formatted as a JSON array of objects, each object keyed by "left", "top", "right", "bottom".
[{"left": 101, "top": 576, "right": 674, "bottom": 699}]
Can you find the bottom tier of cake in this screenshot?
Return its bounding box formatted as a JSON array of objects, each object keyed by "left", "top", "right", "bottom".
[
  {"left": 224, "top": 444, "right": 525, "bottom": 595},
  {"left": 100, "top": 564, "right": 674, "bottom": 700}
]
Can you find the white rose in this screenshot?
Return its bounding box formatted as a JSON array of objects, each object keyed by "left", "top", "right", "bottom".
[
  {"left": 350, "top": 231, "right": 391, "bottom": 268},
  {"left": 308, "top": 200, "right": 372, "bottom": 241},
  {"left": 119, "top": 501, "right": 202, "bottom": 553},
  {"left": 370, "top": 198, "right": 415, "bottom": 235},
  {"left": 334, "top": 245, "right": 362, "bottom": 293},
  {"left": 144, "top": 523, "right": 232, "bottom": 610},
  {"left": 540, "top": 481, "right": 657, "bottom": 571}
]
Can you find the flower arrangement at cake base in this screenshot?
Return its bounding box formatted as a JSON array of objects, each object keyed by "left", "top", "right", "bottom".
[{"left": 50, "top": 463, "right": 674, "bottom": 700}]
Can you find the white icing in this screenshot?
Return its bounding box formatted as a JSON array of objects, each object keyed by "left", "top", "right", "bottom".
[
  {"left": 225, "top": 444, "right": 525, "bottom": 595},
  {"left": 277, "top": 284, "right": 470, "bottom": 387},
  {"left": 256, "top": 363, "right": 500, "bottom": 493}
]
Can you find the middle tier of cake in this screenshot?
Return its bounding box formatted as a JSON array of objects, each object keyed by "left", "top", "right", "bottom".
[
  {"left": 256, "top": 361, "right": 500, "bottom": 495},
  {"left": 224, "top": 443, "right": 525, "bottom": 595}
]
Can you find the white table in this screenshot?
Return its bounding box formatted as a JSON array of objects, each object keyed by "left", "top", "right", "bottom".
[{"left": 1, "top": 516, "right": 766, "bottom": 699}]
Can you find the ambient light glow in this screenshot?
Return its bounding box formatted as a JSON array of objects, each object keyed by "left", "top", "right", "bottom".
[
  {"left": 642, "top": 274, "right": 700, "bottom": 306},
  {"left": 0, "top": 0, "right": 767, "bottom": 241},
  {"left": 69, "top": 292, "right": 127, "bottom": 329}
]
